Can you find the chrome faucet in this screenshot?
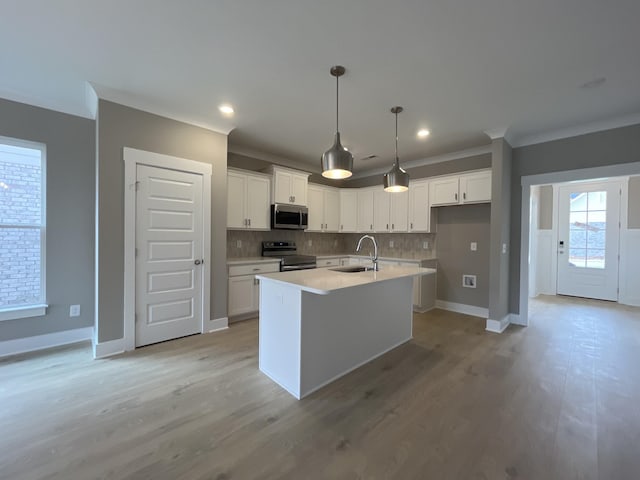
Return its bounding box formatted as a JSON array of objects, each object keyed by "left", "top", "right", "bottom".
[{"left": 356, "top": 235, "right": 379, "bottom": 271}]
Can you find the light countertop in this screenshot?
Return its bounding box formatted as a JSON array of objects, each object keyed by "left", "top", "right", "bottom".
[
  {"left": 256, "top": 265, "right": 436, "bottom": 295},
  {"left": 227, "top": 257, "right": 281, "bottom": 266}
]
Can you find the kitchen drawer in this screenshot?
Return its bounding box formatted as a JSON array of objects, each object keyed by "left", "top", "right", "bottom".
[
  {"left": 229, "top": 263, "right": 279, "bottom": 277},
  {"left": 317, "top": 258, "right": 341, "bottom": 268}
]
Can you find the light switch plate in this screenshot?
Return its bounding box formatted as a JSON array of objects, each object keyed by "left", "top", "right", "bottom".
[
  {"left": 470, "top": 242, "right": 477, "bottom": 251},
  {"left": 422, "top": 241, "right": 429, "bottom": 249},
  {"left": 389, "top": 240, "right": 394, "bottom": 248},
  {"left": 236, "top": 240, "right": 242, "bottom": 248},
  {"left": 70, "top": 305, "right": 80, "bottom": 317},
  {"left": 307, "top": 239, "right": 312, "bottom": 247}
]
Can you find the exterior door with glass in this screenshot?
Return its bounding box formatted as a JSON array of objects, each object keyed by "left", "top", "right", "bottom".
[{"left": 557, "top": 180, "right": 621, "bottom": 301}]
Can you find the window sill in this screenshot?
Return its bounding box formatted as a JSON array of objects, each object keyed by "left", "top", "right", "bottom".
[{"left": 0, "top": 304, "right": 48, "bottom": 322}]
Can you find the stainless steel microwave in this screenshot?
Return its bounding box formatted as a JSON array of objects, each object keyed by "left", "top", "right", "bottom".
[{"left": 271, "top": 204, "right": 308, "bottom": 230}]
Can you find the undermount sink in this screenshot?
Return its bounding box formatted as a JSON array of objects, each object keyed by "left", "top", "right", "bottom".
[{"left": 329, "top": 265, "right": 376, "bottom": 273}]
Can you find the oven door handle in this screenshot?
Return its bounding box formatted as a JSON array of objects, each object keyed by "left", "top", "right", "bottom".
[{"left": 281, "top": 264, "right": 317, "bottom": 271}]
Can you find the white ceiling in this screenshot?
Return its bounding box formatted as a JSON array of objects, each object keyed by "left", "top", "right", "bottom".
[{"left": 1, "top": 0, "right": 639, "bottom": 174}]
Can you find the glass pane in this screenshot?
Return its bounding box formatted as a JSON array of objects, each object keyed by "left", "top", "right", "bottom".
[
  {"left": 0, "top": 145, "right": 42, "bottom": 225},
  {"left": 587, "top": 210, "right": 606, "bottom": 223},
  {"left": 587, "top": 224, "right": 605, "bottom": 250},
  {"left": 569, "top": 248, "right": 586, "bottom": 268},
  {"left": 0, "top": 228, "right": 41, "bottom": 307},
  {"left": 570, "top": 211, "right": 587, "bottom": 228},
  {"left": 569, "top": 192, "right": 586, "bottom": 211},
  {"left": 587, "top": 191, "right": 606, "bottom": 210},
  {"left": 586, "top": 249, "right": 605, "bottom": 269},
  {"left": 569, "top": 229, "right": 586, "bottom": 249}
]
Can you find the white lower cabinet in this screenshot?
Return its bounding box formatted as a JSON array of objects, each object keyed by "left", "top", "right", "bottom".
[
  {"left": 317, "top": 257, "right": 342, "bottom": 268},
  {"left": 228, "top": 262, "right": 280, "bottom": 317}
]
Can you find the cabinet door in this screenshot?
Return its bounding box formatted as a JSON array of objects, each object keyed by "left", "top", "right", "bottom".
[
  {"left": 290, "top": 174, "right": 308, "bottom": 206},
  {"left": 323, "top": 189, "right": 340, "bottom": 232},
  {"left": 373, "top": 189, "right": 390, "bottom": 232},
  {"left": 246, "top": 175, "right": 270, "bottom": 229},
  {"left": 460, "top": 171, "right": 492, "bottom": 203},
  {"left": 409, "top": 180, "right": 429, "bottom": 232},
  {"left": 273, "top": 170, "right": 292, "bottom": 204},
  {"left": 339, "top": 189, "right": 358, "bottom": 232},
  {"left": 430, "top": 177, "right": 460, "bottom": 206},
  {"left": 227, "top": 171, "right": 247, "bottom": 229},
  {"left": 390, "top": 190, "right": 409, "bottom": 232},
  {"left": 306, "top": 185, "right": 325, "bottom": 231},
  {"left": 357, "top": 189, "right": 374, "bottom": 232},
  {"left": 228, "top": 275, "right": 256, "bottom": 316}
]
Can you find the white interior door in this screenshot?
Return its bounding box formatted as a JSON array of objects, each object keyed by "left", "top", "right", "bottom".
[
  {"left": 557, "top": 180, "right": 621, "bottom": 301},
  {"left": 135, "top": 164, "right": 204, "bottom": 347}
]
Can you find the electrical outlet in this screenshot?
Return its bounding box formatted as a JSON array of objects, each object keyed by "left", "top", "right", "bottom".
[
  {"left": 502, "top": 243, "right": 508, "bottom": 254},
  {"left": 422, "top": 241, "right": 429, "bottom": 250},
  {"left": 70, "top": 304, "right": 81, "bottom": 317},
  {"left": 470, "top": 242, "right": 477, "bottom": 251},
  {"left": 307, "top": 239, "right": 312, "bottom": 247},
  {"left": 389, "top": 240, "right": 394, "bottom": 248},
  {"left": 236, "top": 240, "right": 242, "bottom": 248}
]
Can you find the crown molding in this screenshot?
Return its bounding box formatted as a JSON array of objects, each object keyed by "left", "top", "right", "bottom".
[
  {"left": 348, "top": 144, "right": 492, "bottom": 180},
  {"left": 90, "top": 82, "right": 234, "bottom": 135},
  {"left": 0, "top": 88, "right": 94, "bottom": 119},
  {"left": 512, "top": 113, "right": 640, "bottom": 148}
]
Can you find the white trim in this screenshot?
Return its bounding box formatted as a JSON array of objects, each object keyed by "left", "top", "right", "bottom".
[
  {"left": 122, "top": 147, "right": 213, "bottom": 352},
  {"left": 92, "top": 337, "right": 126, "bottom": 359},
  {"left": 513, "top": 113, "right": 640, "bottom": 148},
  {"left": 0, "top": 304, "right": 48, "bottom": 322},
  {"left": 510, "top": 313, "right": 525, "bottom": 326},
  {"left": 485, "top": 315, "right": 511, "bottom": 333},
  {"left": 348, "top": 145, "right": 493, "bottom": 180},
  {"left": 84, "top": 81, "right": 98, "bottom": 119},
  {"left": 435, "top": 300, "right": 488, "bottom": 318},
  {"left": 0, "top": 326, "right": 93, "bottom": 358},
  {"left": 90, "top": 82, "right": 233, "bottom": 135},
  {"left": 207, "top": 317, "right": 229, "bottom": 333}
]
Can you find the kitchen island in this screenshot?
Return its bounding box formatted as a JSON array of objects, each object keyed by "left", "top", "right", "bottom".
[{"left": 256, "top": 265, "right": 436, "bottom": 399}]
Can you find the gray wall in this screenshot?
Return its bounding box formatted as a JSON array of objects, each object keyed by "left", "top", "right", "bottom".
[
  {"left": 538, "top": 185, "right": 553, "bottom": 229},
  {"left": 488, "top": 138, "right": 512, "bottom": 321},
  {"left": 434, "top": 204, "right": 491, "bottom": 308},
  {"left": 0, "top": 98, "right": 95, "bottom": 341},
  {"left": 96, "top": 100, "right": 227, "bottom": 343},
  {"left": 510, "top": 123, "right": 640, "bottom": 314},
  {"left": 347, "top": 154, "right": 492, "bottom": 188},
  {"left": 629, "top": 176, "right": 640, "bottom": 229}
]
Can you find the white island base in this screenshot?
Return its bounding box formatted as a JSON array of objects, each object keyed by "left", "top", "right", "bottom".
[{"left": 258, "top": 274, "right": 414, "bottom": 399}]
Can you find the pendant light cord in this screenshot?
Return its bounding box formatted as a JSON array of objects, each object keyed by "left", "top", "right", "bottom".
[
  {"left": 336, "top": 74, "right": 339, "bottom": 133},
  {"left": 395, "top": 110, "right": 399, "bottom": 166}
]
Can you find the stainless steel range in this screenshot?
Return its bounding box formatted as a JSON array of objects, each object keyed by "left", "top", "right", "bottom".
[{"left": 261, "top": 241, "right": 317, "bottom": 271}]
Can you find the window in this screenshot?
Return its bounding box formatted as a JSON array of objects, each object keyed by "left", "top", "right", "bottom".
[
  {"left": 568, "top": 190, "right": 606, "bottom": 269},
  {"left": 0, "top": 137, "right": 46, "bottom": 320}
]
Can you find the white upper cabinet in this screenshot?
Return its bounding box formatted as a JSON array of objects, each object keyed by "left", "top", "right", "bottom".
[
  {"left": 357, "top": 187, "right": 375, "bottom": 232},
  {"left": 269, "top": 166, "right": 310, "bottom": 206},
  {"left": 373, "top": 189, "right": 391, "bottom": 232},
  {"left": 306, "top": 184, "right": 340, "bottom": 232},
  {"left": 459, "top": 170, "right": 492, "bottom": 203},
  {"left": 390, "top": 190, "right": 409, "bottom": 232},
  {"left": 429, "top": 176, "right": 460, "bottom": 206},
  {"left": 339, "top": 189, "right": 358, "bottom": 232},
  {"left": 429, "top": 169, "right": 492, "bottom": 206},
  {"left": 227, "top": 169, "right": 270, "bottom": 230},
  {"left": 408, "top": 179, "right": 430, "bottom": 232}
]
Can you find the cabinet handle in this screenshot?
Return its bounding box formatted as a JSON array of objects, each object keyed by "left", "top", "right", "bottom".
[
  {"left": 455, "top": 193, "right": 458, "bottom": 201},
  {"left": 293, "top": 196, "right": 295, "bottom": 202},
  {"left": 463, "top": 192, "right": 466, "bottom": 200},
  {"left": 386, "top": 223, "right": 389, "bottom": 230},
  {"left": 252, "top": 268, "right": 260, "bottom": 271},
  {"left": 410, "top": 222, "right": 413, "bottom": 229},
  {"left": 248, "top": 218, "right": 251, "bottom": 226},
  {"left": 370, "top": 224, "right": 373, "bottom": 230},
  {"left": 392, "top": 223, "right": 394, "bottom": 229}
]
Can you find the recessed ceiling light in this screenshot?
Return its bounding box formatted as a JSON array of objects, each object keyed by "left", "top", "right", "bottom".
[
  {"left": 218, "top": 104, "right": 234, "bottom": 115},
  {"left": 417, "top": 129, "right": 430, "bottom": 138},
  {"left": 580, "top": 77, "right": 606, "bottom": 89}
]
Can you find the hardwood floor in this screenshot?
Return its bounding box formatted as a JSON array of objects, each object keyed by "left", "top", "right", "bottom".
[{"left": 2, "top": 296, "right": 639, "bottom": 479}]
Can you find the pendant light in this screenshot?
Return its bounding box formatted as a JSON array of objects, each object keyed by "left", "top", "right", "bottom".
[
  {"left": 383, "top": 106, "right": 409, "bottom": 192},
  {"left": 321, "top": 65, "right": 353, "bottom": 179}
]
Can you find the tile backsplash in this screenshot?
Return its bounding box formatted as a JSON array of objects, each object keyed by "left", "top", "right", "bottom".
[{"left": 227, "top": 230, "right": 436, "bottom": 259}]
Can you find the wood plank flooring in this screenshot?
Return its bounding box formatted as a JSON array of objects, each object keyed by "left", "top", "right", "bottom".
[{"left": 1, "top": 296, "right": 639, "bottom": 479}]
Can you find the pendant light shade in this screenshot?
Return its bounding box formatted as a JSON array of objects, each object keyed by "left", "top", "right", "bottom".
[
  {"left": 321, "top": 66, "right": 353, "bottom": 179},
  {"left": 383, "top": 106, "right": 409, "bottom": 192}
]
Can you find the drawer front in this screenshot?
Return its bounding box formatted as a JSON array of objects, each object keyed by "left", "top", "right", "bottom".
[
  {"left": 229, "top": 263, "right": 280, "bottom": 277},
  {"left": 318, "top": 258, "right": 341, "bottom": 268}
]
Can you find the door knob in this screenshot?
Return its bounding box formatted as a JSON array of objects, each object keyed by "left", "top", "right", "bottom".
[{"left": 194, "top": 259, "right": 202, "bottom": 265}]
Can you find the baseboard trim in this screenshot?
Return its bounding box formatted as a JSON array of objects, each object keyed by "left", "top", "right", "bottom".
[
  {"left": 435, "top": 300, "right": 488, "bottom": 318},
  {"left": 509, "top": 313, "right": 526, "bottom": 326},
  {"left": 413, "top": 305, "right": 436, "bottom": 314},
  {"left": 619, "top": 296, "right": 640, "bottom": 307},
  {"left": 207, "top": 317, "right": 228, "bottom": 333},
  {"left": 0, "top": 326, "right": 93, "bottom": 358},
  {"left": 486, "top": 315, "right": 511, "bottom": 334},
  {"left": 92, "top": 337, "right": 126, "bottom": 359}
]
